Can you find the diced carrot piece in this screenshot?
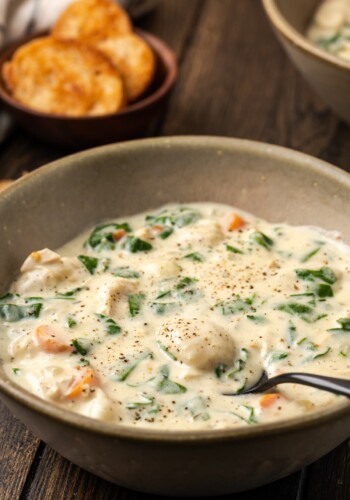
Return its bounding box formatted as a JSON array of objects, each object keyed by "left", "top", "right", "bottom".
[
  {"left": 35, "top": 325, "right": 71, "bottom": 354},
  {"left": 152, "top": 225, "right": 163, "bottom": 232},
  {"left": 112, "top": 229, "right": 126, "bottom": 241},
  {"left": 260, "top": 393, "right": 283, "bottom": 409},
  {"left": 31, "top": 251, "right": 42, "bottom": 262},
  {"left": 227, "top": 213, "right": 245, "bottom": 231},
  {"left": 65, "top": 368, "right": 97, "bottom": 399}
]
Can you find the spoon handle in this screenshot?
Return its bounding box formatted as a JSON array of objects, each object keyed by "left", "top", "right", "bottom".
[{"left": 259, "top": 373, "right": 350, "bottom": 398}]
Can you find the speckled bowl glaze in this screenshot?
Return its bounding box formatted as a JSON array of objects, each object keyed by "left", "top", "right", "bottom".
[
  {"left": 0, "top": 137, "right": 350, "bottom": 496},
  {"left": 262, "top": 0, "right": 350, "bottom": 125}
]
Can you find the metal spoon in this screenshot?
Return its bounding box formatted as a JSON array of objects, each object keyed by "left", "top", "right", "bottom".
[{"left": 224, "top": 371, "right": 350, "bottom": 398}]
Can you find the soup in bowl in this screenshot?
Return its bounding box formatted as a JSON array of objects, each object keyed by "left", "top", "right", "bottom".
[{"left": 0, "top": 136, "right": 349, "bottom": 495}]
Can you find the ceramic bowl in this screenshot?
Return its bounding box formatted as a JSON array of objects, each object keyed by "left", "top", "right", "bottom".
[
  {"left": 262, "top": 0, "right": 350, "bottom": 124},
  {"left": 0, "top": 30, "right": 177, "bottom": 149},
  {"left": 0, "top": 136, "right": 350, "bottom": 496}
]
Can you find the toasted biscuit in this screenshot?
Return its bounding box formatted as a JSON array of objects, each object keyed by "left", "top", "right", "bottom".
[
  {"left": 52, "top": 0, "right": 132, "bottom": 43},
  {"left": 0, "top": 180, "right": 14, "bottom": 192},
  {"left": 3, "top": 37, "right": 125, "bottom": 116},
  {"left": 96, "top": 33, "right": 155, "bottom": 101}
]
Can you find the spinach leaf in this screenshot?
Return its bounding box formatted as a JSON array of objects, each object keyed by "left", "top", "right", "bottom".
[
  {"left": 55, "top": 287, "right": 85, "bottom": 299},
  {"left": 126, "top": 393, "right": 155, "bottom": 409},
  {"left": 277, "top": 302, "right": 313, "bottom": 317},
  {"left": 112, "top": 267, "right": 140, "bottom": 279},
  {"left": 317, "top": 33, "right": 343, "bottom": 49},
  {"left": 226, "top": 245, "right": 244, "bottom": 255},
  {"left": 334, "top": 318, "right": 350, "bottom": 330},
  {"left": 151, "top": 277, "right": 199, "bottom": 315},
  {"left": 215, "top": 348, "right": 248, "bottom": 379},
  {"left": 85, "top": 222, "right": 131, "bottom": 250},
  {"left": 295, "top": 267, "right": 336, "bottom": 284},
  {"left": 313, "top": 347, "right": 331, "bottom": 360},
  {"left": 232, "top": 404, "right": 257, "bottom": 424},
  {"left": 301, "top": 246, "right": 321, "bottom": 263},
  {"left": 237, "top": 379, "right": 248, "bottom": 394},
  {"left": 0, "top": 292, "right": 16, "bottom": 302},
  {"left": 96, "top": 313, "right": 121, "bottom": 334},
  {"left": 314, "top": 283, "right": 333, "bottom": 298},
  {"left": 145, "top": 206, "right": 201, "bottom": 231},
  {"left": 184, "top": 396, "right": 210, "bottom": 421},
  {"left": 150, "top": 302, "right": 178, "bottom": 315},
  {"left": 216, "top": 295, "right": 254, "bottom": 315},
  {"left": 122, "top": 236, "right": 152, "bottom": 253},
  {"left": 78, "top": 255, "right": 98, "bottom": 274},
  {"left": 227, "top": 359, "right": 246, "bottom": 378},
  {"left": 114, "top": 351, "right": 153, "bottom": 381},
  {"left": 128, "top": 293, "right": 145, "bottom": 317},
  {"left": 102, "top": 258, "right": 111, "bottom": 272},
  {"left": 156, "top": 365, "right": 187, "bottom": 394},
  {"left": 72, "top": 338, "right": 90, "bottom": 356},
  {"left": 240, "top": 405, "right": 257, "bottom": 423},
  {"left": 182, "top": 252, "right": 204, "bottom": 262},
  {"left": 158, "top": 227, "right": 174, "bottom": 239},
  {"left": 24, "top": 296, "right": 43, "bottom": 303},
  {"left": 328, "top": 318, "right": 350, "bottom": 334},
  {"left": 247, "top": 314, "right": 266, "bottom": 324},
  {"left": 174, "top": 277, "right": 199, "bottom": 300},
  {"left": 297, "top": 337, "right": 308, "bottom": 345},
  {"left": 286, "top": 320, "right": 297, "bottom": 345},
  {"left": 157, "top": 340, "right": 177, "bottom": 360},
  {"left": 306, "top": 341, "right": 318, "bottom": 351},
  {"left": 280, "top": 303, "right": 326, "bottom": 323},
  {"left": 267, "top": 351, "right": 288, "bottom": 364},
  {"left": 215, "top": 363, "right": 228, "bottom": 378},
  {"left": 0, "top": 303, "right": 42, "bottom": 322},
  {"left": 66, "top": 316, "right": 77, "bottom": 328},
  {"left": 78, "top": 358, "right": 90, "bottom": 367},
  {"left": 250, "top": 231, "right": 274, "bottom": 250}
]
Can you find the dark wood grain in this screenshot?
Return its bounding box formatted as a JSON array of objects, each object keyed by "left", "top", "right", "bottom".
[
  {"left": 21, "top": 447, "right": 122, "bottom": 500},
  {"left": 0, "top": 0, "right": 350, "bottom": 499},
  {"left": 303, "top": 440, "right": 350, "bottom": 500},
  {"left": 0, "top": 404, "right": 40, "bottom": 500},
  {"left": 162, "top": 0, "right": 343, "bottom": 165}
]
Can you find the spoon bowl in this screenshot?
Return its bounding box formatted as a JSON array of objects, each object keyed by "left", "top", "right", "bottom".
[{"left": 224, "top": 372, "right": 350, "bottom": 397}]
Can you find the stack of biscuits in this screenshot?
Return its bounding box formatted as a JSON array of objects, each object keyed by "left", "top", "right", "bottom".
[{"left": 2, "top": 0, "right": 156, "bottom": 116}]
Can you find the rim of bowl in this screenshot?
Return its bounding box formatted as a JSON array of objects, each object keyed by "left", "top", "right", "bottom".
[
  {"left": 1, "top": 135, "right": 350, "bottom": 444},
  {"left": 0, "top": 29, "right": 177, "bottom": 121},
  {"left": 262, "top": 0, "right": 350, "bottom": 71}
]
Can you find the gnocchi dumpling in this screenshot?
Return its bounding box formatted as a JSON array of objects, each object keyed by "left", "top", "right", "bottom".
[
  {"left": 13, "top": 249, "right": 83, "bottom": 294},
  {"left": 93, "top": 275, "right": 138, "bottom": 316},
  {"left": 157, "top": 316, "right": 235, "bottom": 370},
  {"left": 173, "top": 220, "right": 225, "bottom": 249}
]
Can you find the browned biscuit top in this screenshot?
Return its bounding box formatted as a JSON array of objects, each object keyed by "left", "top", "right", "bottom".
[
  {"left": 0, "top": 180, "right": 14, "bottom": 192},
  {"left": 52, "top": 0, "right": 132, "bottom": 43},
  {"left": 96, "top": 33, "right": 156, "bottom": 101},
  {"left": 3, "top": 37, "right": 126, "bottom": 116}
]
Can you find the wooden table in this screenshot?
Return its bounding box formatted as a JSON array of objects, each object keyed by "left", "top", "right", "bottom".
[{"left": 1, "top": 1, "right": 350, "bottom": 498}]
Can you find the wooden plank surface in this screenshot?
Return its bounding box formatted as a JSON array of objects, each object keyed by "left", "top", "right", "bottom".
[
  {"left": 0, "top": 1, "right": 349, "bottom": 499},
  {"left": 0, "top": 404, "right": 40, "bottom": 500}
]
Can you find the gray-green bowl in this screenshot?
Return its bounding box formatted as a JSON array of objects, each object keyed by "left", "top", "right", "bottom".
[
  {"left": 0, "top": 136, "right": 350, "bottom": 496},
  {"left": 262, "top": 0, "right": 350, "bottom": 125}
]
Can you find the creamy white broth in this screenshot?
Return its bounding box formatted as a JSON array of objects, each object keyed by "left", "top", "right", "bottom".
[
  {"left": 0, "top": 203, "right": 350, "bottom": 429},
  {"left": 308, "top": 0, "right": 350, "bottom": 61}
]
